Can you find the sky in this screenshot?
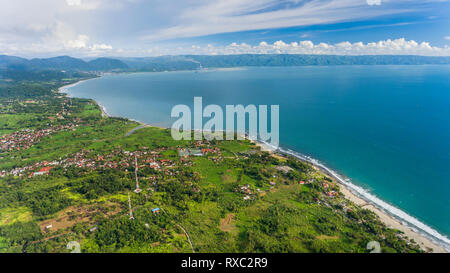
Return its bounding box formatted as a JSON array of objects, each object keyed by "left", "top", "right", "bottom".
[{"left": 0, "top": 0, "right": 449, "bottom": 57}]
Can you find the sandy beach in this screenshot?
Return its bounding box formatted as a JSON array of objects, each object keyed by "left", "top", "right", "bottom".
[
  {"left": 57, "top": 79, "right": 91, "bottom": 94},
  {"left": 253, "top": 140, "right": 448, "bottom": 253},
  {"left": 338, "top": 182, "right": 447, "bottom": 253},
  {"left": 58, "top": 79, "right": 111, "bottom": 118}
]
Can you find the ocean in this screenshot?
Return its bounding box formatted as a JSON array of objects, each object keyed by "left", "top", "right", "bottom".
[{"left": 65, "top": 65, "right": 450, "bottom": 250}]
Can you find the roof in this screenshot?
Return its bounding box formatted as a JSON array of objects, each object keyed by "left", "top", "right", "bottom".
[{"left": 38, "top": 166, "right": 53, "bottom": 172}]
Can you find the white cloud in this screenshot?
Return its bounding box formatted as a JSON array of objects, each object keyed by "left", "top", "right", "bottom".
[
  {"left": 445, "top": 36, "right": 450, "bottom": 40},
  {"left": 91, "top": 43, "right": 113, "bottom": 50},
  {"left": 66, "top": 0, "right": 81, "bottom": 6},
  {"left": 65, "top": 34, "right": 89, "bottom": 49},
  {"left": 0, "top": 26, "right": 113, "bottom": 57},
  {"left": 367, "top": 0, "right": 382, "bottom": 6},
  {"left": 63, "top": 34, "right": 113, "bottom": 52},
  {"left": 142, "top": 0, "right": 412, "bottom": 40},
  {"left": 0, "top": 0, "right": 447, "bottom": 57},
  {"left": 64, "top": 0, "right": 105, "bottom": 10},
  {"left": 152, "top": 38, "right": 450, "bottom": 56}
]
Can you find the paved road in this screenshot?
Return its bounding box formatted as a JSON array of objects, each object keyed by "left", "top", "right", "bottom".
[{"left": 125, "top": 124, "right": 150, "bottom": 137}]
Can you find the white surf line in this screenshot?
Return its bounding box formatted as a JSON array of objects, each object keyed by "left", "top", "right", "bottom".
[
  {"left": 273, "top": 144, "right": 450, "bottom": 252},
  {"left": 57, "top": 78, "right": 91, "bottom": 94}
]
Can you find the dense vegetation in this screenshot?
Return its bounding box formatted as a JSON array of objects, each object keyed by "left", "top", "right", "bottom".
[
  {"left": 0, "top": 70, "right": 424, "bottom": 253},
  {"left": 71, "top": 170, "right": 133, "bottom": 199}
]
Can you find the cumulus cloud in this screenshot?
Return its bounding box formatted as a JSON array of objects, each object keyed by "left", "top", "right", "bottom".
[
  {"left": 0, "top": 28, "right": 113, "bottom": 57},
  {"left": 367, "top": 0, "right": 382, "bottom": 6},
  {"left": 65, "top": 34, "right": 89, "bottom": 49},
  {"left": 91, "top": 44, "right": 113, "bottom": 50},
  {"left": 158, "top": 38, "right": 450, "bottom": 56},
  {"left": 66, "top": 0, "right": 81, "bottom": 6},
  {"left": 445, "top": 36, "right": 450, "bottom": 40},
  {"left": 63, "top": 34, "right": 113, "bottom": 53},
  {"left": 64, "top": 0, "right": 105, "bottom": 10}
]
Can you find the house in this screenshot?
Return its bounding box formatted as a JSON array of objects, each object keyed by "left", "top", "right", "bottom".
[
  {"left": 178, "top": 148, "right": 203, "bottom": 157},
  {"left": 327, "top": 191, "right": 338, "bottom": 197},
  {"left": 149, "top": 162, "right": 160, "bottom": 170},
  {"left": 33, "top": 166, "right": 53, "bottom": 176},
  {"left": 191, "top": 149, "right": 203, "bottom": 156},
  {"left": 152, "top": 208, "right": 160, "bottom": 214}
]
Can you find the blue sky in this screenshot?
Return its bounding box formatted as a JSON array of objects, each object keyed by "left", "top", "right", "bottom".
[{"left": 0, "top": 0, "right": 449, "bottom": 57}]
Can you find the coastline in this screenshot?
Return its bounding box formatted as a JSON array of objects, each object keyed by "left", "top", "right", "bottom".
[
  {"left": 58, "top": 78, "right": 111, "bottom": 118},
  {"left": 331, "top": 180, "right": 447, "bottom": 253},
  {"left": 254, "top": 141, "right": 448, "bottom": 253},
  {"left": 60, "top": 76, "right": 449, "bottom": 253},
  {"left": 98, "top": 103, "right": 109, "bottom": 118},
  {"left": 308, "top": 161, "right": 448, "bottom": 252},
  {"left": 57, "top": 78, "right": 92, "bottom": 94}
]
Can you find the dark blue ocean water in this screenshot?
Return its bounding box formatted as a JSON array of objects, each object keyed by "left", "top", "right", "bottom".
[{"left": 66, "top": 65, "right": 450, "bottom": 248}]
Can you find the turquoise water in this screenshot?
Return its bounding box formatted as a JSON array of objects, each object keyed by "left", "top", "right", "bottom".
[{"left": 66, "top": 66, "right": 450, "bottom": 249}]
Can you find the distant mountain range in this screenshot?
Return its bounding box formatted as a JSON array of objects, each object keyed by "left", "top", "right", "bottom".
[
  {"left": 0, "top": 55, "right": 128, "bottom": 72},
  {"left": 1, "top": 54, "right": 450, "bottom": 73}
]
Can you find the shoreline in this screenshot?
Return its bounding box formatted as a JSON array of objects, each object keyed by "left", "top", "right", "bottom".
[
  {"left": 98, "top": 103, "right": 110, "bottom": 118},
  {"left": 58, "top": 78, "right": 110, "bottom": 119},
  {"left": 57, "top": 78, "right": 92, "bottom": 94},
  {"left": 327, "top": 177, "right": 447, "bottom": 252},
  {"left": 254, "top": 141, "right": 448, "bottom": 253},
  {"left": 59, "top": 76, "right": 449, "bottom": 253}
]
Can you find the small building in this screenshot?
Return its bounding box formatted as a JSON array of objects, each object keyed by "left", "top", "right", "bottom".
[
  {"left": 178, "top": 149, "right": 190, "bottom": 157},
  {"left": 178, "top": 148, "right": 203, "bottom": 157},
  {"left": 191, "top": 149, "right": 203, "bottom": 156},
  {"left": 33, "top": 166, "right": 54, "bottom": 176},
  {"left": 327, "top": 191, "right": 338, "bottom": 197},
  {"left": 152, "top": 208, "right": 160, "bottom": 214}
]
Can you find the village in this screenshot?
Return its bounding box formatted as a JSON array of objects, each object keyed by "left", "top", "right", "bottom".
[
  {"left": 0, "top": 139, "right": 223, "bottom": 180},
  {"left": 0, "top": 95, "right": 83, "bottom": 153},
  {"left": 1, "top": 133, "right": 343, "bottom": 212},
  {"left": 0, "top": 115, "right": 344, "bottom": 216},
  {"left": 0, "top": 123, "right": 78, "bottom": 152},
  {"left": 0, "top": 91, "right": 369, "bottom": 254}
]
